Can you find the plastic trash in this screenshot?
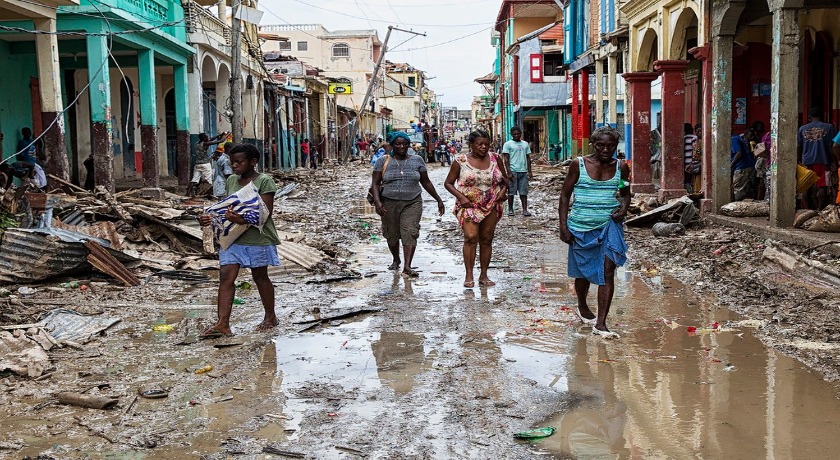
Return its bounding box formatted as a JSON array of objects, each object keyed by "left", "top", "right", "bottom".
[
  {"left": 17, "top": 287, "right": 36, "bottom": 296},
  {"left": 651, "top": 222, "right": 686, "bottom": 237},
  {"left": 513, "top": 427, "right": 556, "bottom": 439},
  {"left": 236, "top": 281, "right": 252, "bottom": 290},
  {"left": 152, "top": 324, "right": 174, "bottom": 333},
  {"left": 195, "top": 365, "right": 213, "bottom": 374},
  {"left": 233, "top": 297, "right": 245, "bottom": 305},
  {"left": 60, "top": 281, "right": 80, "bottom": 289}
]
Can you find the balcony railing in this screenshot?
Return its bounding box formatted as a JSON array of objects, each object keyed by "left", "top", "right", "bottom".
[{"left": 184, "top": 1, "right": 229, "bottom": 46}]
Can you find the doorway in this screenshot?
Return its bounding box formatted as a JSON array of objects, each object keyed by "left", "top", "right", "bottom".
[
  {"left": 523, "top": 117, "right": 543, "bottom": 155},
  {"left": 119, "top": 78, "right": 136, "bottom": 175},
  {"left": 164, "top": 89, "right": 177, "bottom": 177}
]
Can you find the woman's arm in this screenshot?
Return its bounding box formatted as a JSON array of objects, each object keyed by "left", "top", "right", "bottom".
[
  {"left": 558, "top": 159, "right": 580, "bottom": 244},
  {"left": 419, "top": 170, "right": 445, "bottom": 216},
  {"left": 371, "top": 170, "right": 385, "bottom": 215}
]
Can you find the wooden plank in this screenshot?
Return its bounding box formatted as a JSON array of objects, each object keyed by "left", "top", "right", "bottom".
[
  {"left": 48, "top": 174, "right": 87, "bottom": 193},
  {"left": 84, "top": 241, "right": 141, "bottom": 286}
]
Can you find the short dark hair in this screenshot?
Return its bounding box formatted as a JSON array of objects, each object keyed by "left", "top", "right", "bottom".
[
  {"left": 590, "top": 126, "right": 622, "bottom": 143},
  {"left": 468, "top": 129, "right": 491, "bottom": 144},
  {"left": 510, "top": 126, "right": 522, "bottom": 134},
  {"left": 229, "top": 143, "right": 260, "bottom": 162},
  {"left": 809, "top": 107, "right": 822, "bottom": 119},
  {"left": 684, "top": 123, "right": 694, "bottom": 135}
]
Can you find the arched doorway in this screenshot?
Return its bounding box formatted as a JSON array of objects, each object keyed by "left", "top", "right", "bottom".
[
  {"left": 119, "top": 78, "right": 136, "bottom": 175},
  {"left": 670, "top": 9, "right": 701, "bottom": 126},
  {"left": 636, "top": 29, "right": 658, "bottom": 72},
  {"left": 164, "top": 89, "right": 177, "bottom": 177},
  {"left": 202, "top": 56, "right": 219, "bottom": 136}
]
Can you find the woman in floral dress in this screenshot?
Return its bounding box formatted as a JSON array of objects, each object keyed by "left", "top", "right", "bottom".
[{"left": 444, "top": 130, "right": 508, "bottom": 288}]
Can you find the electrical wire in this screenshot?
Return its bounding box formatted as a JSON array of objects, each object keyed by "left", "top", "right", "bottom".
[{"left": 287, "top": 0, "right": 494, "bottom": 27}]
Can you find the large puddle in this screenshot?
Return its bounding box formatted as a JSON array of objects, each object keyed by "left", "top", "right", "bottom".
[{"left": 272, "top": 175, "right": 840, "bottom": 458}]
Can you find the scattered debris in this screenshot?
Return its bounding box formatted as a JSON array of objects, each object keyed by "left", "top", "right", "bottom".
[
  {"left": 513, "top": 426, "right": 556, "bottom": 439},
  {"left": 626, "top": 196, "right": 697, "bottom": 227},
  {"left": 652, "top": 222, "right": 686, "bottom": 237},
  {"left": 40, "top": 309, "right": 121, "bottom": 343},
  {"left": 57, "top": 392, "right": 119, "bottom": 410},
  {"left": 719, "top": 199, "right": 770, "bottom": 217}
]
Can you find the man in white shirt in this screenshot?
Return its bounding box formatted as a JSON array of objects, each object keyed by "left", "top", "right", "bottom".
[{"left": 502, "top": 127, "right": 533, "bottom": 216}]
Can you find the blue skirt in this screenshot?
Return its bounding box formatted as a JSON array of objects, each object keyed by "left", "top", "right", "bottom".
[
  {"left": 220, "top": 243, "right": 280, "bottom": 268},
  {"left": 567, "top": 220, "right": 627, "bottom": 285}
]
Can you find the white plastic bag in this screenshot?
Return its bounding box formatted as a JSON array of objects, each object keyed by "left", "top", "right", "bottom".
[{"left": 204, "top": 182, "right": 269, "bottom": 250}]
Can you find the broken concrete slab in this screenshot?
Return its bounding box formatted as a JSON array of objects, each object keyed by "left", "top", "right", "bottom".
[{"left": 626, "top": 196, "right": 694, "bottom": 227}]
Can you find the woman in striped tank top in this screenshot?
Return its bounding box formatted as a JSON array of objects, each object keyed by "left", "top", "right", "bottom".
[{"left": 558, "top": 126, "right": 630, "bottom": 339}]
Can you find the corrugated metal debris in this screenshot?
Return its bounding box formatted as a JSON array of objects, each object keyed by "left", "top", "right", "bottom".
[
  {"left": 276, "top": 240, "right": 326, "bottom": 270},
  {"left": 40, "top": 308, "right": 121, "bottom": 343},
  {"left": 84, "top": 241, "right": 141, "bottom": 286}
]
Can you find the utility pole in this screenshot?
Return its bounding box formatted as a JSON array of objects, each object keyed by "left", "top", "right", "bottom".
[
  {"left": 230, "top": 0, "right": 243, "bottom": 142},
  {"left": 347, "top": 26, "right": 425, "bottom": 161}
]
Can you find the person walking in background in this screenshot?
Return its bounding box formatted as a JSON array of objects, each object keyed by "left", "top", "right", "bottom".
[
  {"left": 212, "top": 144, "right": 233, "bottom": 198},
  {"left": 444, "top": 129, "right": 508, "bottom": 288},
  {"left": 188, "top": 132, "right": 228, "bottom": 197},
  {"left": 751, "top": 121, "right": 770, "bottom": 201},
  {"left": 558, "top": 126, "right": 630, "bottom": 339},
  {"left": 650, "top": 119, "right": 662, "bottom": 186},
  {"left": 797, "top": 108, "right": 837, "bottom": 210},
  {"left": 301, "top": 138, "right": 310, "bottom": 168},
  {"left": 502, "top": 127, "right": 533, "bottom": 217},
  {"left": 730, "top": 128, "right": 756, "bottom": 201},
  {"left": 370, "top": 132, "right": 445, "bottom": 277}
]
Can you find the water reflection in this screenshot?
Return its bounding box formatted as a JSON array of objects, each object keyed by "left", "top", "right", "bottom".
[
  {"left": 371, "top": 332, "right": 429, "bottom": 395},
  {"left": 529, "top": 261, "right": 840, "bottom": 458}
]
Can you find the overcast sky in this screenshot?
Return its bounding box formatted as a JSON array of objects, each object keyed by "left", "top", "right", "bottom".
[{"left": 259, "top": 0, "right": 499, "bottom": 109}]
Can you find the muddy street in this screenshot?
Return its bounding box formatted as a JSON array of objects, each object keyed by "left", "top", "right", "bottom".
[{"left": 2, "top": 164, "right": 840, "bottom": 459}]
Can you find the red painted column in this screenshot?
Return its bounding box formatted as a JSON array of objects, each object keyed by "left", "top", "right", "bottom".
[
  {"left": 622, "top": 72, "right": 659, "bottom": 194},
  {"left": 580, "top": 68, "right": 591, "bottom": 146},
  {"left": 690, "top": 46, "right": 713, "bottom": 213},
  {"left": 654, "top": 59, "right": 690, "bottom": 201},
  {"left": 571, "top": 73, "right": 580, "bottom": 152}
]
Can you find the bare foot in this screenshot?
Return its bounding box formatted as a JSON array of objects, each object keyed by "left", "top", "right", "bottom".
[
  {"left": 478, "top": 278, "right": 495, "bottom": 287},
  {"left": 255, "top": 318, "right": 279, "bottom": 332},
  {"left": 464, "top": 279, "right": 475, "bottom": 288},
  {"left": 200, "top": 324, "right": 233, "bottom": 338}
]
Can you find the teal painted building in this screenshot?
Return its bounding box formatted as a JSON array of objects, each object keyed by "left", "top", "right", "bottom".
[{"left": 0, "top": 0, "right": 193, "bottom": 191}]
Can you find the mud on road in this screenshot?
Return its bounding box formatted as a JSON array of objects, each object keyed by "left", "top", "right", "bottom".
[{"left": 2, "top": 163, "right": 840, "bottom": 459}]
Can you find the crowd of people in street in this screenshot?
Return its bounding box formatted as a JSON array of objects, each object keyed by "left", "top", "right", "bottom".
[{"left": 650, "top": 108, "right": 840, "bottom": 210}]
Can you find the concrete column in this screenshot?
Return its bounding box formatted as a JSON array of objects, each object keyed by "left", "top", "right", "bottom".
[
  {"left": 769, "top": 8, "right": 799, "bottom": 228},
  {"left": 217, "top": 0, "right": 227, "bottom": 21},
  {"left": 86, "top": 34, "right": 113, "bottom": 192},
  {"left": 654, "top": 59, "right": 690, "bottom": 201},
  {"left": 711, "top": 35, "right": 734, "bottom": 212},
  {"left": 174, "top": 64, "right": 191, "bottom": 186},
  {"left": 138, "top": 49, "right": 158, "bottom": 187},
  {"left": 622, "top": 72, "right": 659, "bottom": 194},
  {"left": 607, "top": 53, "right": 618, "bottom": 125},
  {"left": 34, "top": 18, "right": 69, "bottom": 182},
  {"left": 690, "top": 45, "right": 714, "bottom": 213},
  {"left": 595, "top": 59, "right": 604, "bottom": 126}
]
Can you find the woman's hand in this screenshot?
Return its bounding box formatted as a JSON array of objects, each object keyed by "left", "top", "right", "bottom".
[
  {"left": 198, "top": 214, "right": 212, "bottom": 227},
  {"left": 559, "top": 225, "right": 573, "bottom": 244},
  {"left": 611, "top": 208, "right": 627, "bottom": 222},
  {"left": 457, "top": 196, "right": 473, "bottom": 209},
  {"left": 437, "top": 199, "right": 445, "bottom": 216},
  {"left": 374, "top": 200, "right": 386, "bottom": 216},
  {"left": 225, "top": 206, "right": 247, "bottom": 225}
]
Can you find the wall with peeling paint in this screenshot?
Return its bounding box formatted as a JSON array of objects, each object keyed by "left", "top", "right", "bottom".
[{"left": 0, "top": 41, "right": 37, "bottom": 161}]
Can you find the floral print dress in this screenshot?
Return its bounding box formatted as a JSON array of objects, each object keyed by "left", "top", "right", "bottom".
[{"left": 454, "top": 153, "right": 506, "bottom": 225}]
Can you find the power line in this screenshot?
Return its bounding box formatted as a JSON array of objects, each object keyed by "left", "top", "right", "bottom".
[
  {"left": 288, "top": 0, "right": 493, "bottom": 27},
  {"left": 0, "top": 19, "right": 185, "bottom": 36}
]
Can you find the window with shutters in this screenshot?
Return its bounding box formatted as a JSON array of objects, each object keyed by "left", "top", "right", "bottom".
[
  {"left": 297, "top": 41, "right": 308, "bottom": 51},
  {"left": 530, "top": 54, "right": 543, "bottom": 83}
]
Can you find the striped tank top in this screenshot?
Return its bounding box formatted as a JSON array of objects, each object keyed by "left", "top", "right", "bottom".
[{"left": 567, "top": 156, "right": 621, "bottom": 232}]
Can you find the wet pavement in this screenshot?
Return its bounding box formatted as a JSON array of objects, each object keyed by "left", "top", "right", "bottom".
[{"left": 3, "top": 165, "right": 840, "bottom": 458}]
